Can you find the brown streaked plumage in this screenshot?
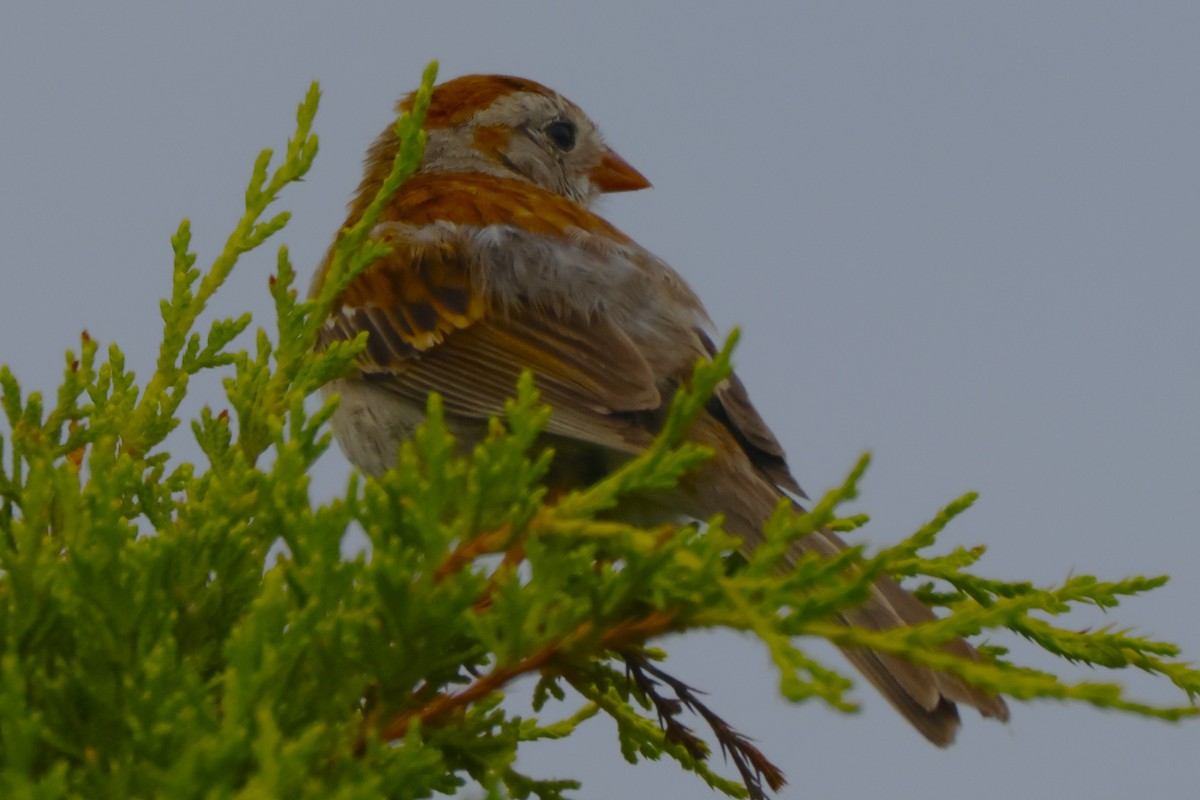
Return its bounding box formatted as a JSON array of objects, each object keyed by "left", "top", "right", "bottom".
[{"left": 313, "top": 73, "right": 1010, "bottom": 746}]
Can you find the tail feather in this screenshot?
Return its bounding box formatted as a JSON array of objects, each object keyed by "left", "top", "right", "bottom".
[
  {"left": 786, "top": 526, "right": 1009, "bottom": 744},
  {"left": 708, "top": 486, "right": 1009, "bottom": 745},
  {"left": 839, "top": 645, "right": 963, "bottom": 746},
  {"left": 673, "top": 417, "right": 1009, "bottom": 744}
]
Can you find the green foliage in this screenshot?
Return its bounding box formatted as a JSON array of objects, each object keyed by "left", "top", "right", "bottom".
[{"left": 0, "top": 61, "right": 1196, "bottom": 799}]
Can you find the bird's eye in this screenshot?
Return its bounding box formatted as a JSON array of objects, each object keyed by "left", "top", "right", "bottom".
[{"left": 545, "top": 119, "right": 576, "bottom": 151}]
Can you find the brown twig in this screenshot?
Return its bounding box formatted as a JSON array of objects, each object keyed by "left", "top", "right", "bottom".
[
  {"left": 363, "top": 610, "right": 679, "bottom": 749},
  {"left": 624, "top": 653, "right": 787, "bottom": 800},
  {"left": 375, "top": 640, "right": 559, "bottom": 743},
  {"left": 433, "top": 523, "right": 513, "bottom": 583},
  {"left": 362, "top": 606, "right": 786, "bottom": 800}
]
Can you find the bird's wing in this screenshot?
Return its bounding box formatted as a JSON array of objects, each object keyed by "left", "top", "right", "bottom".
[
  {"left": 318, "top": 173, "right": 670, "bottom": 453},
  {"left": 320, "top": 172, "right": 803, "bottom": 492},
  {"left": 696, "top": 331, "right": 805, "bottom": 497}
]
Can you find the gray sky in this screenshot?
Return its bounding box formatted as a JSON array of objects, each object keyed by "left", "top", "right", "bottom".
[{"left": 2, "top": 2, "right": 1197, "bottom": 797}]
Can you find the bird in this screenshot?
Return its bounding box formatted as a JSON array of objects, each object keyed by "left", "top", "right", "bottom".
[{"left": 310, "top": 73, "right": 1010, "bottom": 745}]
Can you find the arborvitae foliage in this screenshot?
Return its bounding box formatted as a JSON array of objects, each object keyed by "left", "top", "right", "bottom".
[{"left": 1, "top": 62, "right": 1196, "bottom": 800}]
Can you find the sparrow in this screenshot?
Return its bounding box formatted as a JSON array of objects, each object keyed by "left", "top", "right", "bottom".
[{"left": 310, "top": 73, "right": 1010, "bottom": 745}]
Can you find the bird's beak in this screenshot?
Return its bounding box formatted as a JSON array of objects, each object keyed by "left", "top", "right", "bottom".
[{"left": 590, "top": 148, "right": 652, "bottom": 193}]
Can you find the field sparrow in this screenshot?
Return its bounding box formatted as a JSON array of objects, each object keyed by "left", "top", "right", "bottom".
[{"left": 310, "top": 74, "right": 1009, "bottom": 745}]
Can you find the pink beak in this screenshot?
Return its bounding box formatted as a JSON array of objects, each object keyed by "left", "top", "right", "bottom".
[{"left": 590, "top": 148, "right": 652, "bottom": 193}]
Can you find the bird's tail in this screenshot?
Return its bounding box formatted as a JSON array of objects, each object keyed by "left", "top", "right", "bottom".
[
  {"left": 783, "top": 523, "right": 1009, "bottom": 746},
  {"left": 665, "top": 415, "right": 1009, "bottom": 744}
]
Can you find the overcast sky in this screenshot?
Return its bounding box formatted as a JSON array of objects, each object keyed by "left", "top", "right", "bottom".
[{"left": 2, "top": 3, "right": 1197, "bottom": 798}]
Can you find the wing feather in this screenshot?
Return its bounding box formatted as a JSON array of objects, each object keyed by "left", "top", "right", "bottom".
[{"left": 320, "top": 186, "right": 664, "bottom": 454}]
